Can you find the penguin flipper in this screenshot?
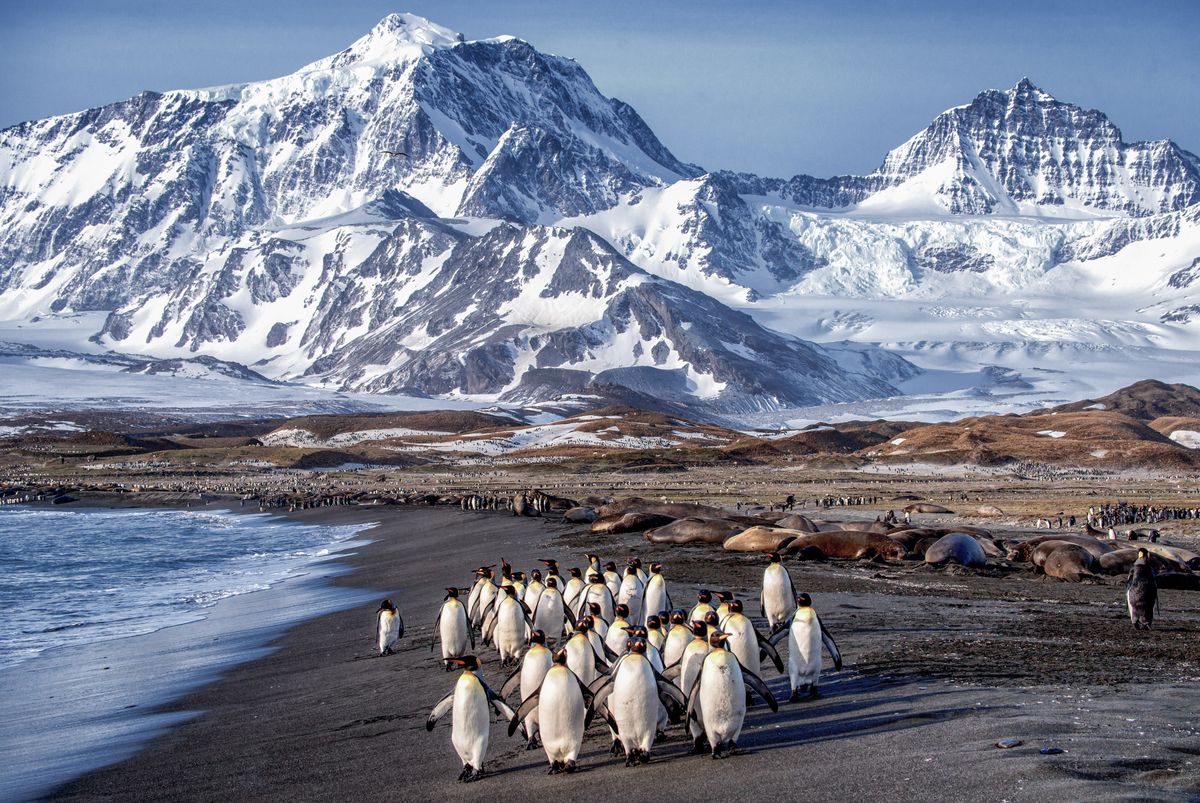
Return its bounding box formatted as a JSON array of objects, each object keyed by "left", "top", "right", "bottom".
[
  {"left": 563, "top": 604, "right": 577, "bottom": 628},
  {"left": 742, "top": 667, "right": 779, "bottom": 712},
  {"left": 430, "top": 610, "right": 443, "bottom": 652},
  {"left": 500, "top": 664, "right": 524, "bottom": 699},
  {"left": 684, "top": 665, "right": 704, "bottom": 724},
  {"left": 758, "top": 635, "right": 785, "bottom": 674},
  {"left": 654, "top": 672, "right": 687, "bottom": 709},
  {"left": 601, "top": 641, "right": 620, "bottom": 662},
  {"left": 817, "top": 613, "right": 843, "bottom": 670},
  {"left": 593, "top": 701, "right": 619, "bottom": 734},
  {"left": 508, "top": 691, "right": 540, "bottom": 737},
  {"left": 397, "top": 614, "right": 405, "bottom": 640},
  {"left": 661, "top": 663, "right": 682, "bottom": 681},
  {"left": 767, "top": 625, "right": 789, "bottom": 648},
  {"left": 426, "top": 690, "right": 455, "bottom": 731}
]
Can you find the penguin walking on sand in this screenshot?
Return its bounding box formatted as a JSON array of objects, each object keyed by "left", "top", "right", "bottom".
[
  {"left": 714, "top": 591, "right": 737, "bottom": 624},
  {"left": 562, "top": 567, "right": 586, "bottom": 611},
  {"left": 432, "top": 588, "right": 474, "bottom": 669},
  {"left": 376, "top": 599, "right": 404, "bottom": 656},
  {"left": 533, "top": 577, "right": 575, "bottom": 641},
  {"left": 688, "top": 590, "right": 716, "bottom": 624},
  {"left": 575, "top": 574, "right": 616, "bottom": 623},
  {"left": 773, "top": 592, "right": 842, "bottom": 701},
  {"left": 606, "top": 604, "right": 633, "bottom": 657},
  {"left": 509, "top": 648, "right": 597, "bottom": 774},
  {"left": 1127, "top": 547, "right": 1159, "bottom": 630},
  {"left": 603, "top": 561, "right": 622, "bottom": 599},
  {"left": 642, "top": 564, "right": 671, "bottom": 625},
  {"left": 523, "top": 570, "right": 546, "bottom": 613},
  {"left": 688, "top": 631, "right": 778, "bottom": 758},
  {"left": 668, "top": 620, "right": 712, "bottom": 754},
  {"left": 722, "top": 599, "right": 783, "bottom": 681},
  {"left": 426, "top": 656, "right": 516, "bottom": 782},
  {"left": 617, "top": 566, "right": 645, "bottom": 625},
  {"left": 661, "top": 610, "right": 691, "bottom": 668},
  {"left": 591, "top": 640, "right": 685, "bottom": 766},
  {"left": 564, "top": 620, "right": 608, "bottom": 686},
  {"left": 467, "top": 566, "right": 497, "bottom": 632},
  {"left": 484, "top": 585, "right": 531, "bottom": 666},
  {"left": 500, "top": 630, "right": 553, "bottom": 749},
  {"left": 760, "top": 552, "right": 797, "bottom": 633}
]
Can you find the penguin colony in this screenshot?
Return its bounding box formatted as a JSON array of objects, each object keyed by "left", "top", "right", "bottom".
[{"left": 413, "top": 552, "right": 841, "bottom": 781}]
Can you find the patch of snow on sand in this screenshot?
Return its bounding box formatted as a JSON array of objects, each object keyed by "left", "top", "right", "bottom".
[
  {"left": 1169, "top": 430, "right": 1200, "bottom": 449},
  {"left": 1037, "top": 430, "right": 1067, "bottom": 438}
]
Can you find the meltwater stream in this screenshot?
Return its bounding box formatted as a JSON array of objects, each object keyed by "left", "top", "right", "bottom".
[{"left": 0, "top": 506, "right": 377, "bottom": 800}]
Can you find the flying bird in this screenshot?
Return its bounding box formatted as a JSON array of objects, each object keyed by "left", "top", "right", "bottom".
[{"left": 383, "top": 150, "right": 409, "bottom": 158}]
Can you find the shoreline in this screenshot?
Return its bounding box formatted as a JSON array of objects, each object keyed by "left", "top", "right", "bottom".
[
  {"left": 0, "top": 500, "right": 386, "bottom": 802},
  {"left": 36, "top": 503, "right": 1200, "bottom": 802}
]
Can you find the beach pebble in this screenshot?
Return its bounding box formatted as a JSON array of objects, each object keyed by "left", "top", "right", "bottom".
[
  {"left": 995, "top": 738, "right": 1023, "bottom": 749},
  {"left": 1039, "top": 747, "right": 1065, "bottom": 755}
]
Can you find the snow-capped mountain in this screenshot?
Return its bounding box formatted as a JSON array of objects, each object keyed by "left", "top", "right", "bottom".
[{"left": 1, "top": 13, "right": 1199, "bottom": 419}]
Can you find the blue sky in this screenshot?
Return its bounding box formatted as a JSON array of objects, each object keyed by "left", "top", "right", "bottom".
[{"left": 3, "top": 0, "right": 1196, "bottom": 177}]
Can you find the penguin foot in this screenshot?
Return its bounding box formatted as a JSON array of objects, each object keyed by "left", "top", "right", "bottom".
[
  {"left": 610, "top": 739, "right": 624, "bottom": 757},
  {"left": 788, "top": 690, "right": 803, "bottom": 703},
  {"left": 809, "top": 686, "right": 820, "bottom": 698},
  {"left": 690, "top": 737, "right": 710, "bottom": 755},
  {"left": 525, "top": 736, "right": 541, "bottom": 750},
  {"left": 565, "top": 760, "right": 577, "bottom": 773},
  {"left": 458, "top": 764, "right": 479, "bottom": 782},
  {"left": 547, "top": 761, "right": 562, "bottom": 775}
]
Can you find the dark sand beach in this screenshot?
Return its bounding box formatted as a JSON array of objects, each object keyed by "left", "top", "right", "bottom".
[{"left": 47, "top": 505, "right": 1200, "bottom": 802}]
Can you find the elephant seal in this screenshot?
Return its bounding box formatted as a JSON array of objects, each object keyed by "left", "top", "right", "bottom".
[
  {"left": 784, "top": 531, "right": 907, "bottom": 562},
  {"left": 775, "top": 513, "right": 818, "bottom": 532},
  {"left": 1098, "top": 548, "right": 1185, "bottom": 575},
  {"left": 910, "top": 536, "right": 941, "bottom": 558},
  {"left": 722, "top": 526, "right": 803, "bottom": 553},
  {"left": 1006, "top": 534, "right": 1114, "bottom": 562},
  {"left": 903, "top": 503, "right": 954, "bottom": 514},
  {"left": 1154, "top": 572, "right": 1200, "bottom": 591},
  {"left": 924, "top": 533, "right": 988, "bottom": 568},
  {"left": 1042, "top": 544, "right": 1099, "bottom": 582},
  {"left": 976, "top": 504, "right": 1005, "bottom": 517},
  {"left": 644, "top": 517, "right": 744, "bottom": 545},
  {"left": 1143, "top": 543, "right": 1200, "bottom": 569},
  {"left": 591, "top": 512, "right": 675, "bottom": 535},
  {"left": 563, "top": 506, "right": 598, "bottom": 524},
  {"left": 815, "top": 520, "right": 892, "bottom": 534},
  {"left": 1029, "top": 540, "right": 1078, "bottom": 568}
]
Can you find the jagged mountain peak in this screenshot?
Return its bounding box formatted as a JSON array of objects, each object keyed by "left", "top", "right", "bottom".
[{"left": 305, "top": 13, "right": 465, "bottom": 72}]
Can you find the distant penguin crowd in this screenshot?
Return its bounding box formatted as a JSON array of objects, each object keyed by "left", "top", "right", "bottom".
[{"left": 403, "top": 550, "right": 842, "bottom": 781}]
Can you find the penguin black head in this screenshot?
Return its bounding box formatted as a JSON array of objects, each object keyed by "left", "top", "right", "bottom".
[
  {"left": 628, "top": 638, "right": 647, "bottom": 654},
  {"left": 709, "top": 631, "right": 729, "bottom": 648},
  {"left": 615, "top": 603, "right": 630, "bottom": 618},
  {"left": 697, "top": 590, "right": 713, "bottom": 603},
  {"left": 588, "top": 572, "right": 603, "bottom": 584},
  {"left": 605, "top": 561, "right": 617, "bottom": 572},
  {"left": 377, "top": 599, "right": 396, "bottom": 613},
  {"left": 767, "top": 551, "right": 782, "bottom": 563},
  {"left": 624, "top": 566, "right": 638, "bottom": 576},
  {"left": 569, "top": 567, "right": 582, "bottom": 578},
  {"left": 500, "top": 558, "right": 512, "bottom": 576},
  {"left": 650, "top": 562, "right": 663, "bottom": 574},
  {"left": 552, "top": 648, "right": 569, "bottom": 665},
  {"left": 629, "top": 556, "right": 643, "bottom": 569},
  {"left": 796, "top": 593, "right": 812, "bottom": 607},
  {"left": 715, "top": 591, "right": 735, "bottom": 602},
  {"left": 501, "top": 584, "right": 517, "bottom": 597},
  {"left": 588, "top": 602, "right": 603, "bottom": 615},
  {"left": 646, "top": 615, "right": 661, "bottom": 630},
  {"left": 704, "top": 611, "right": 719, "bottom": 627},
  {"left": 514, "top": 571, "right": 526, "bottom": 581},
  {"left": 670, "top": 610, "right": 686, "bottom": 625},
  {"left": 546, "top": 576, "right": 558, "bottom": 588},
  {"left": 530, "top": 629, "right": 547, "bottom": 645},
  {"left": 531, "top": 569, "right": 543, "bottom": 581},
  {"left": 449, "top": 655, "right": 480, "bottom": 671},
  {"left": 658, "top": 609, "right": 670, "bottom": 622},
  {"left": 585, "top": 553, "right": 599, "bottom": 563},
  {"left": 1137, "top": 547, "right": 1149, "bottom": 559},
  {"left": 541, "top": 558, "right": 558, "bottom": 569},
  {"left": 729, "top": 599, "right": 744, "bottom": 614},
  {"left": 444, "top": 587, "right": 460, "bottom": 599},
  {"left": 691, "top": 620, "right": 707, "bottom": 637},
  {"left": 575, "top": 618, "right": 591, "bottom": 633}
]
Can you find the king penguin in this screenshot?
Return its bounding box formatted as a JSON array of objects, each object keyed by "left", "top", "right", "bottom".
[
  {"left": 510, "top": 648, "right": 594, "bottom": 773},
  {"left": 376, "top": 599, "right": 403, "bottom": 656},
  {"left": 1127, "top": 547, "right": 1159, "bottom": 629},
  {"left": 760, "top": 552, "right": 797, "bottom": 633},
  {"left": 500, "top": 629, "right": 553, "bottom": 749},
  {"left": 689, "top": 631, "right": 778, "bottom": 758},
  {"left": 617, "top": 566, "right": 645, "bottom": 625},
  {"left": 432, "top": 587, "right": 473, "bottom": 670},
  {"left": 426, "top": 656, "right": 516, "bottom": 782},
  {"left": 642, "top": 563, "right": 671, "bottom": 625},
  {"left": 591, "top": 640, "right": 685, "bottom": 766},
  {"left": 775, "top": 592, "right": 842, "bottom": 701}
]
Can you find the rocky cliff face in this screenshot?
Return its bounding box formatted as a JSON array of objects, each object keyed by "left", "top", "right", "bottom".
[{"left": 3, "top": 14, "right": 1198, "bottom": 414}]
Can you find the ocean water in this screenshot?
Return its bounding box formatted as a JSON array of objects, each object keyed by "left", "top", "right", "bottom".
[{"left": 0, "top": 506, "right": 377, "bottom": 801}]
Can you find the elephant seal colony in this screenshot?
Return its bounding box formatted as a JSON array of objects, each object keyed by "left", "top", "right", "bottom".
[{"left": 443, "top": 490, "right": 1200, "bottom": 589}]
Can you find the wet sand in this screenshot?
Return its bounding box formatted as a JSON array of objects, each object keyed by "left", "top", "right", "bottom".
[{"left": 49, "top": 506, "right": 1200, "bottom": 802}]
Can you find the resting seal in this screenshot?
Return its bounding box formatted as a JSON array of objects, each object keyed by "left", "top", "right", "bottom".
[
  {"left": 1006, "top": 534, "right": 1114, "bottom": 562},
  {"left": 563, "top": 506, "right": 598, "bottom": 524},
  {"left": 784, "top": 531, "right": 907, "bottom": 562},
  {"left": 903, "top": 503, "right": 954, "bottom": 514},
  {"left": 1042, "top": 544, "right": 1099, "bottom": 582},
  {"left": 924, "top": 533, "right": 988, "bottom": 568},
  {"left": 643, "top": 517, "right": 745, "bottom": 545},
  {"left": 722, "top": 526, "right": 803, "bottom": 553},
  {"left": 591, "top": 512, "right": 676, "bottom": 534}
]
